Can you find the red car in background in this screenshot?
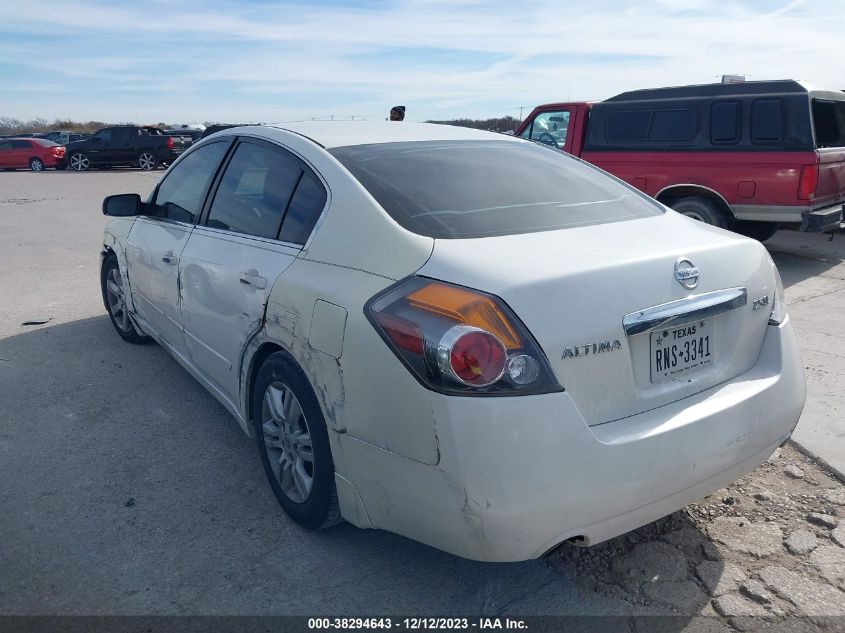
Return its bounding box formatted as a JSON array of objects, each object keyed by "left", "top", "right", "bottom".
[{"left": 0, "top": 138, "right": 66, "bottom": 172}]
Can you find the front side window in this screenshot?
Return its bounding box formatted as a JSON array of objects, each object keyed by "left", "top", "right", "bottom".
[
  {"left": 0, "top": 141, "right": 12, "bottom": 151},
  {"left": 151, "top": 141, "right": 229, "bottom": 223},
  {"left": 206, "top": 142, "right": 301, "bottom": 239},
  {"left": 521, "top": 111, "right": 570, "bottom": 148},
  {"left": 331, "top": 140, "right": 662, "bottom": 239}
]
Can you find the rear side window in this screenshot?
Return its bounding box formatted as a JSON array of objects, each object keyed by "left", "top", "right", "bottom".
[
  {"left": 751, "top": 99, "right": 784, "bottom": 143},
  {"left": 12, "top": 140, "right": 31, "bottom": 149},
  {"left": 649, "top": 110, "right": 696, "bottom": 141},
  {"left": 152, "top": 141, "right": 229, "bottom": 223},
  {"left": 606, "top": 111, "right": 651, "bottom": 142},
  {"left": 710, "top": 101, "right": 741, "bottom": 144},
  {"left": 331, "top": 140, "right": 662, "bottom": 239},
  {"left": 206, "top": 141, "right": 301, "bottom": 239},
  {"left": 279, "top": 170, "right": 327, "bottom": 245},
  {"left": 812, "top": 99, "right": 845, "bottom": 148}
]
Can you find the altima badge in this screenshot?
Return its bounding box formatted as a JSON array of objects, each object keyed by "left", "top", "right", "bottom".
[
  {"left": 674, "top": 258, "right": 700, "bottom": 289},
  {"left": 562, "top": 340, "right": 622, "bottom": 359}
]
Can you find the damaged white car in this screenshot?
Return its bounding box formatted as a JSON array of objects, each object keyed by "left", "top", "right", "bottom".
[{"left": 99, "top": 122, "right": 806, "bottom": 561}]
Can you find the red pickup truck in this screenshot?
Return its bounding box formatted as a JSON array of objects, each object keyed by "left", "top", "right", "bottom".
[{"left": 515, "top": 80, "right": 845, "bottom": 240}]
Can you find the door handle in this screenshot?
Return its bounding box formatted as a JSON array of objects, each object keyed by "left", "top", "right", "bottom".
[
  {"left": 239, "top": 271, "right": 267, "bottom": 289},
  {"left": 161, "top": 255, "right": 177, "bottom": 265}
]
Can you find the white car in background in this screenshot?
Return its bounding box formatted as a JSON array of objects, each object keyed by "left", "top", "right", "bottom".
[{"left": 99, "top": 122, "right": 806, "bottom": 561}]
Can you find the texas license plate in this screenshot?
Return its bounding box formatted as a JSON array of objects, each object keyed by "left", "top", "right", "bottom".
[{"left": 650, "top": 319, "right": 713, "bottom": 383}]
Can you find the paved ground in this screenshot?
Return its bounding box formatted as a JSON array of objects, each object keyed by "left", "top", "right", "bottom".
[
  {"left": 767, "top": 232, "right": 845, "bottom": 480},
  {"left": 1, "top": 170, "right": 843, "bottom": 628}
]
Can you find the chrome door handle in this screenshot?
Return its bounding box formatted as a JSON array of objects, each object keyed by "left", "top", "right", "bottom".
[{"left": 239, "top": 272, "right": 267, "bottom": 289}]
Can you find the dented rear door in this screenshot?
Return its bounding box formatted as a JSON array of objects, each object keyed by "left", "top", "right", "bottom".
[{"left": 179, "top": 227, "right": 298, "bottom": 404}]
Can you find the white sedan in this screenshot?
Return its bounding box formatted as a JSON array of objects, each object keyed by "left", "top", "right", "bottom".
[{"left": 99, "top": 122, "right": 806, "bottom": 561}]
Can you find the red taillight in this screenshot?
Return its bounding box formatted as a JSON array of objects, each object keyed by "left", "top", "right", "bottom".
[
  {"left": 798, "top": 164, "right": 818, "bottom": 200},
  {"left": 166, "top": 136, "right": 174, "bottom": 150},
  {"left": 440, "top": 326, "right": 507, "bottom": 387},
  {"left": 375, "top": 313, "right": 424, "bottom": 354},
  {"left": 367, "top": 277, "right": 561, "bottom": 396}
]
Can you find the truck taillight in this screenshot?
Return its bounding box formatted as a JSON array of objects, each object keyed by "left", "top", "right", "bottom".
[
  {"left": 166, "top": 137, "right": 174, "bottom": 150},
  {"left": 798, "top": 164, "right": 818, "bottom": 200}
]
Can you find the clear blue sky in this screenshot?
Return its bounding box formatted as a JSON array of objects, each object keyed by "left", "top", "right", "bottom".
[{"left": 0, "top": 0, "right": 841, "bottom": 124}]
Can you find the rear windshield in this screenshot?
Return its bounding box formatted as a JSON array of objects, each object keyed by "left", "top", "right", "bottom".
[{"left": 330, "top": 140, "right": 662, "bottom": 239}]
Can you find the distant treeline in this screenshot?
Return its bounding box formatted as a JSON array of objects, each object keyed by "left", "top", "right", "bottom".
[
  {"left": 427, "top": 116, "right": 520, "bottom": 133},
  {"left": 0, "top": 118, "right": 169, "bottom": 134}
]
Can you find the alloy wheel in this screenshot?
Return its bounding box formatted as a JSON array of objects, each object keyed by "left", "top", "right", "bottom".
[
  {"left": 105, "top": 267, "right": 131, "bottom": 332},
  {"left": 30, "top": 158, "right": 44, "bottom": 172},
  {"left": 138, "top": 153, "right": 156, "bottom": 171},
  {"left": 70, "top": 153, "right": 89, "bottom": 171},
  {"left": 261, "top": 382, "right": 315, "bottom": 503}
]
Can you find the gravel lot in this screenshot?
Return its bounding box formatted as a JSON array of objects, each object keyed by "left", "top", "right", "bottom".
[{"left": 1, "top": 170, "right": 843, "bottom": 629}]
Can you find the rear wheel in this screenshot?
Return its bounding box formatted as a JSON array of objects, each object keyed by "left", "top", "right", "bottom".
[
  {"left": 28, "top": 157, "right": 44, "bottom": 172},
  {"left": 253, "top": 351, "right": 341, "bottom": 529},
  {"left": 100, "top": 255, "right": 151, "bottom": 344},
  {"left": 69, "top": 152, "right": 89, "bottom": 171},
  {"left": 731, "top": 220, "right": 779, "bottom": 242},
  {"left": 668, "top": 196, "right": 729, "bottom": 229},
  {"left": 138, "top": 152, "right": 158, "bottom": 171}
]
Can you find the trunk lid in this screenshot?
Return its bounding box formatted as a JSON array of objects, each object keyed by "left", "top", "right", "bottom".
[{"left": 418, "top": 211, "right": 776, "bottom": 425}]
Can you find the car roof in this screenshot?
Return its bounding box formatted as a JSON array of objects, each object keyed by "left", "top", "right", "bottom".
[{"left": 227, "top": 121, "right": 521, "bottom": 149}]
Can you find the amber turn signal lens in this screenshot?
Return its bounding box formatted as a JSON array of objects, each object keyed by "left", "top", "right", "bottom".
[{"left": 406, "top": 282, "right": 522, "bottom": 350}]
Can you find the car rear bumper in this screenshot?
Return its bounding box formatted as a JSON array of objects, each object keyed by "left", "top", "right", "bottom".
[{"left": 336, "top": 318, "right": 805, "bottom": 561}]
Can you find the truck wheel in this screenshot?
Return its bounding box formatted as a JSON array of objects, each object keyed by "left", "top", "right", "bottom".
[
  {"left": 69, "top": 152, "right": 90, "bottom": 171},
  {"left": 138, "top": 152, "right": 158, "bottom": 171},
  {"left": 731, "top": 221, "right": 779, "bottom": 242},
  {"left": 669, "top": 197, "right": 729, "bottom": 229},
  {"left": 28, "top": 158, "right": 44, "bottom": 172},
  {"left": 253, "top": 351, "right": 341, "bottom": 530}
]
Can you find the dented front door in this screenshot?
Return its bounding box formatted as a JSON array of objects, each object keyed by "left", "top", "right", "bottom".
[{"left": 178, "top": 227, "right": 298, "bottom": 404}]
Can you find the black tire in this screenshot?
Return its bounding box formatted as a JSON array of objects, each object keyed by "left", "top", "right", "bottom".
[
  {"left": 253, "top": 351, "right": 341, "bottom": 529},
  {"left": 28, "top": 157, "right": 44, "bottom": 172},
  {"left": 100, "top": 255, "right": 151, "bottom": 344},
  {"left": 69, "top": 152, "right": 90, "bottom": 171},
  {"left": 731, "top": 220, "right": 779, "bottom": 242},
  {"left": 669, "top": 196, "right": 729, "bottom": 229},
  {"left": 138, "top": 151, "right": 158, "bottom": 171}
]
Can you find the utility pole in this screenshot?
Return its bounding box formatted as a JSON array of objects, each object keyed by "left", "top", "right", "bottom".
[{"left": 518, "top": 106, "right": 529, "bottom": 121}]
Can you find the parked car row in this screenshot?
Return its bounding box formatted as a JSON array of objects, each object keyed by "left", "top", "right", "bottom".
[{"left": 0, "top": 125, "right": 194, "bottom": 172}]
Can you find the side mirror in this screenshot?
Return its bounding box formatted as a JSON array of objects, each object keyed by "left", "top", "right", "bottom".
[{"left": 103, "top": 193, "right": 142, "bottom": 216}]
